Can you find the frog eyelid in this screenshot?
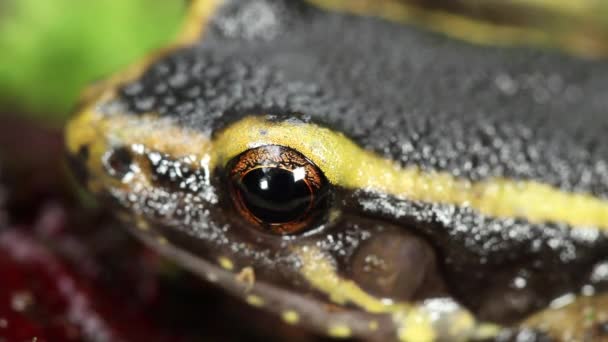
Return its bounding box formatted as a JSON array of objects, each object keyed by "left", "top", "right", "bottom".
[{"left": 213, "top": 115, "right": 608, "bottom": 231}]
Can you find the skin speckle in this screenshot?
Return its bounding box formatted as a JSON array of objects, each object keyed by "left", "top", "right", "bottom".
[
  {"left": 136, "top": 219, "right": 149, "bottom": 231},
  {"left": 448, "top": 312, "right": 475, "bottom": 337},
  {"left": 235, "top": 266, "right": 255, "bottom": 291},
  {"left": 218, "top": 257, "right": 234, "bottom": 271},
  {"left": 245, "top": 295, "right": 265, "bottom": 307},
  {"left": 206, "top": 273, "right": 218, "bottom": 282},
  {"left": 368, "top": 320, "right": 378, "bottom": 331},
  {"left": 281, "top": 310, "right": 300, "bottom": 325},
  {"left": 396, "top": 309, "right": 435, "bottom": 342},
  {"left": 327, "top": 324, "right": 352, "bottom": 338}
]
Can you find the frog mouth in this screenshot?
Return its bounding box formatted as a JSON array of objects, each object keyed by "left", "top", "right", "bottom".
[
  {"left": 114, "top": 195, "right": 503, "bottom": 342},
  {"left": 125, "top": 195, "right": 608, "bottom": 342},
  {"left": 128, "top": 221, "right": 500, "bottom": 341},
  {"left": 65, "top": 101, "right": 608, "bottom": 340},
  {"left": 128, "top": 224, "right": 391, "bottom": 339}
]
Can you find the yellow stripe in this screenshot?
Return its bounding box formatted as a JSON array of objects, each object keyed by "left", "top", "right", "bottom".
[
  {"left": 294, "top": 246, "right": 435, "bottom": 341},
  {"left": 522, "top": 292, "right": 608, "bottom": 340},
  {"left": 64, "top": 104, "right": 213, "bottom": 193},
  {"left": 295, "top": 246, "right": 497, "bottom": 341},
  {"left": 66, "top": 104, "right": 601, "bottom": 340},
  {"left": 176, "top": 0, "right": 223, "bottom": 45},
  {"left": 307, "top": 0, "right": 608, "bottom": 58},
  {"left": 509, "top": 0, "right": 596, "bottom": 14},
  {"left": 67, "top": 110, "right": 608, "bottom": 230},
  {"left": 213, "top": 116, "right": 608, "bottom": 230}
]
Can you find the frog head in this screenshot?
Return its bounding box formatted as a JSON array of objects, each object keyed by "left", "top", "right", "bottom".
[{"left": 66, "top": 0, "right": 608, "bottom": 340}]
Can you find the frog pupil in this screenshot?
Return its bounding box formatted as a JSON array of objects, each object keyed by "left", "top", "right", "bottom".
[{"left": 238, "top": 167, "right": 311, "bottom": 223}]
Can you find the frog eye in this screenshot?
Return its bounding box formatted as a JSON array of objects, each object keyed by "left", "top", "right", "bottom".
[{"left": 227, "top": 145, "right": 330, "bottom": 235}]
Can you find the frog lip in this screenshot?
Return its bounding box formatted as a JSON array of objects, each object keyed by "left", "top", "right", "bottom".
[{"left": 128, "top": 225, "right": 396, "bottom": 340}]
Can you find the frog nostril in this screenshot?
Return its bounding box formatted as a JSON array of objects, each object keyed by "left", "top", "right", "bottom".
[
  {"left": 350, "top": 231, "right": 445, "bottom": 301},
  {"left": 102, "top": 146, "right": 134, "bottom": 180}
]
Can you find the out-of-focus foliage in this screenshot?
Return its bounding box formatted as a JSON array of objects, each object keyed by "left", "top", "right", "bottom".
[
  {"left": 2, "top": 0, "right": 608, "bottom": 125},
  {"left": 0, "top": 0, "right": 185, "bottom": 124}
]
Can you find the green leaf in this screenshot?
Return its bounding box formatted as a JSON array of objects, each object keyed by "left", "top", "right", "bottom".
[{"left": 0, "top": 0, "right": 185, "bottom": 124}]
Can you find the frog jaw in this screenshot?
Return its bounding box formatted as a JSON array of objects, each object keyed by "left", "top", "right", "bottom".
[
  {"left": 128, "top": 222, "right": 499, "bottom": 342},
  {"left": 66, "top": 98, "right": 608, "bottom": 340}
]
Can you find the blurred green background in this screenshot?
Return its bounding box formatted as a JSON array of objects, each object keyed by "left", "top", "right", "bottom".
[
  {"left": 2, "top": 0, "right": 608, "bottom": 127},
  {"left": 0, "top": 0, "right": 186, "bottom": 125}
]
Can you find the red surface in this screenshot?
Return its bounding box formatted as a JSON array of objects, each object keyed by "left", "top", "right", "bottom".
[{"left": 0, "top": 229, "right": 173, "bottom": 342}]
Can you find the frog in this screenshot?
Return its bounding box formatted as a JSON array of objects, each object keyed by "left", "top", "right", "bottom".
[{"left": 65, "top": 0, "right": 608, "bottom": 340}]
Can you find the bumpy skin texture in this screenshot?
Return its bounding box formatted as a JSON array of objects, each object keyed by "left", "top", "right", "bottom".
[
  {"left": 115, "top": 0, "right": 608, "bottom": 321},
  {"left": 121, "top": 0, "right": 608, "bottom": 195}
]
